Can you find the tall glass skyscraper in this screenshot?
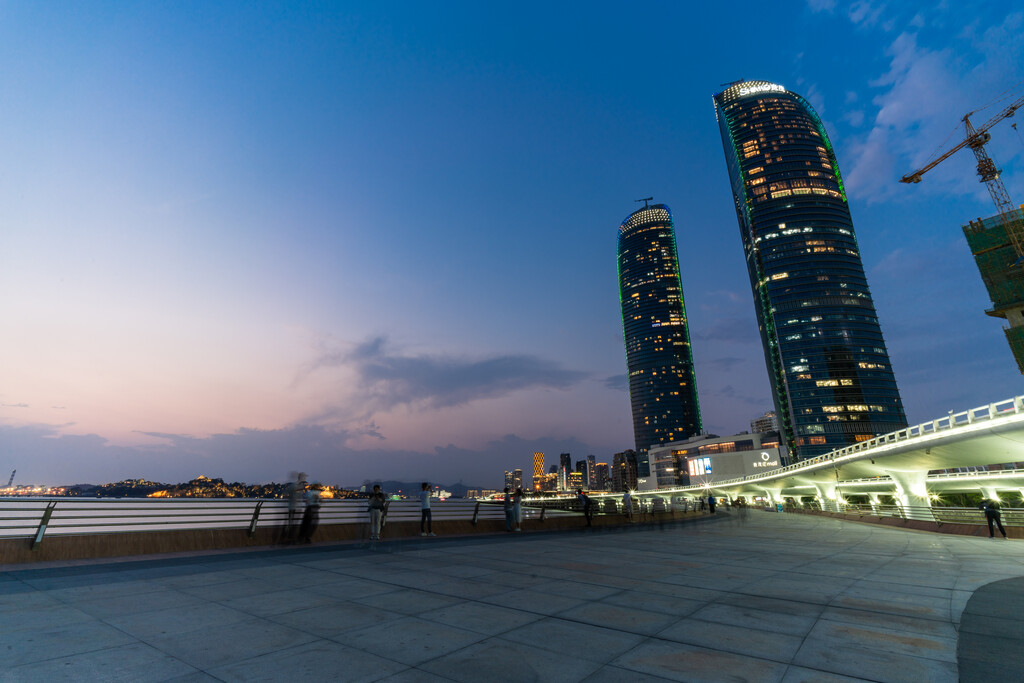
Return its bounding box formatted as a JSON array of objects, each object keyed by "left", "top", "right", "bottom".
[
  {"left": 617, "top": 203, "right": 702, "bottom": 474},
  {"left": 713, "top": 80, "right": 907, "bottom": 459}
]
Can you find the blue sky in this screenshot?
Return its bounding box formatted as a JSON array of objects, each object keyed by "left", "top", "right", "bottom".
[{"left": 1, "top": 1, "right": 1022, "bottom": 487}]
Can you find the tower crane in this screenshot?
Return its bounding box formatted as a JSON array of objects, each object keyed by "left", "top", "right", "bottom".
[
  {"left": 6, "top": 470, "right": 14, "bottom": 487},
  {"left": 901, "top": 92, "right": 1024, "bottom": 255}
]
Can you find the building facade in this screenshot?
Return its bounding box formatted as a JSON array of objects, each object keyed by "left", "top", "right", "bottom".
[
  {"left": 532, "top": 452, "right": 545, "bottom": 491},
  {"left": 617, "top": 203, "right": 702, "bottom": 473},
  {"left": 644, "top": 432, "right": 785, "bottom": 490},
  {"left": 963, "top": 208, "right": 1024, "bottom": 373},
  {"left": 713, "top": 80, "right": 907, "bottom": 459},
  {"left": 750, "top": 411, "right": 779, "bottom": 434}
]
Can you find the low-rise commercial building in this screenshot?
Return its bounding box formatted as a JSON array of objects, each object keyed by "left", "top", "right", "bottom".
[{"left": 640, "top": 432, "right": 787, "bottom": 491}]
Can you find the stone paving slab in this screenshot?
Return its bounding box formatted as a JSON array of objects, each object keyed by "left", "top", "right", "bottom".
[{"left": 1, "top": 510, "right": 1023, "bottom": 682}]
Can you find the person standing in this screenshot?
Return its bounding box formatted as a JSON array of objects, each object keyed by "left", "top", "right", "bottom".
[
  {"left": 502, "top": 487, "right": 514, "bottom": 532},
  {"left": 283, "top": 472, "right": 307, "bottom": 544},
  {"left": 513, "top": 487, "right": 523, "bottom": 532},
  {"left": 622, "top": 490, "right": 634, "bottom": 522},
  {"left": 707, "top": 494, "right": 717, "bottom": 514},
  {"left": 368, "top": 484, "right": 386, "bottom": 540},
  {"left": 981, "top": 498, "right": 1008, "bottom": 538},
  {"left": 298, "top": 482, "right": 322, "bottom": 543},
  {"left": 420, "top": 482, "right": 435, "bottom": 536},
  {"left": 577, "top": 489, "right": 593, "bottom": 527}
]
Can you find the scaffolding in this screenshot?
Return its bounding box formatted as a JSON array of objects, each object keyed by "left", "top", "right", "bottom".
[{"left": 963, "top": 207, "right": 1024, "bottom": 373}]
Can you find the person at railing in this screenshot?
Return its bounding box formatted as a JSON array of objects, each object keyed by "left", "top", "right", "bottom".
[
  {"left": 622, "top": 490, "right": 633, "bottom": 522},
  {"left": 420, "top": 482, "right": 436, "bottom": 536},
  {"left": 368, "top": 485, "right": 386, "bottom": 541},
  {"left": 503, "top": 487, "right": 514, "bottom": 532},
  {"left": 513, "top": 487, "right": 523, "bottom": 532},
  {"left": 576, "top": 489, "right": 593, "bottom": 527},
  {"left": 298, "top": 483, "right": 322, "bottom": 544},
  {"left": 283, "top": 472, "right": 307, "bottom": 544},
  {"left": 980, "top": 498, "right": 1008, "bottom": 539}
]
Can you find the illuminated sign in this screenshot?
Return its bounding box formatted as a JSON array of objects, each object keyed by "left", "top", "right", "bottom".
[
  {"left": 738, "top": 83, "right": 786, "bottom": 97},
  {"left": 752, "top": 451, "right": 779, "bottom": 468}
]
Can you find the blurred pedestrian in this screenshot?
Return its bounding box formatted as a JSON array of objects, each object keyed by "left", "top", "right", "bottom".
[
  {"left": 420, "top": 482, "right": 435, "bottom": 536},
  {"left": 513, "top": 487, "right": 523, "bottom": 531},
  {"left": 707, "top": 494, "right": 717, "bottom": 514},
  {"left": 299, "top": 482, "right": 322, "bottom": 543},
  {"left": 577, "top": 489, "right": 593, "bottom": 527},
  {"left": 368, "top": 484, "right": 386, "bottom": 540},
  {"left": 283, "top": 472, "right": 307, "bottom": 544},
  {"left": 503, "top": 487, "right": 514, "bottom": 532},
  {"left": 622, "top": 490, "right": 634, "bottom": 522}
]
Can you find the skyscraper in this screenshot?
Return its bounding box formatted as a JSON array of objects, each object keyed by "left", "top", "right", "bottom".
[
  {"left": 617, "top": 203, "right": 702, "bottom": 473},
  {"left": 532, "top": 452, "right": 545, "bottom": 491},
  {"left": 713, "top": 80, "right": 907, "bottom": 458}
]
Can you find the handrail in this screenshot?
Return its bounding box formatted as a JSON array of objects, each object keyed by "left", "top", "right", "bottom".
[
  {"left": 0, "top": 497, "right": 582, "bottom": 546},
  {"left": 796, "top": 503, "right": 1024, "bottom": 527}
]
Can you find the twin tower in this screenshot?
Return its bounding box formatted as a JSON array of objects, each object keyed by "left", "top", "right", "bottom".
[{"left": 617, "top": 80, "right": 908, "bottom": 472}]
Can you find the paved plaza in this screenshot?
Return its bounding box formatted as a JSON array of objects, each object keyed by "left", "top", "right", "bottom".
[{"left": 2, "top": 511, "right": 1023, "bottom": 682}]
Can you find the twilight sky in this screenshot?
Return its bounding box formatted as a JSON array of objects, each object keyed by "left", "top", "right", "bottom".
[{"left": 2, "top": 1, "right": 1023, "bottom": 488}]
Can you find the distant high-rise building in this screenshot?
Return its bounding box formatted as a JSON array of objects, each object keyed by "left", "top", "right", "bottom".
[
  {"left": 586, "top": 455, "right": 596, "bottom": 489},
  {"left": 617, "top": 203, "right": 702, "bottom": 473},
  {"left": 594, "top": 463, "right": 610, "bottom": 490},
  {"left": 612, "top": 449, "right": 638, "bottom": 492},
  {"left": 713, "top": 80, "right": 907, "bottom": 459},
  {"left": 750, "top": 411, "right": 779, "bottom": 434},
  {"left": 559, "top": 453, "right": 572, "bottom": 490},
  {"left": 504, "top": 469, "right": 523, "bottom": 491},
  {"left": 532, "top": 452, "right": 545, "bottom": 491}
]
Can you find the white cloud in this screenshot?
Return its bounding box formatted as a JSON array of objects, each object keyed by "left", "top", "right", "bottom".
[
  {"left": 841, "top": 9, "right": 1024, "bottom": 204},
  {"left": 806, "top": 0, "right": 837, "bottom": 12}
]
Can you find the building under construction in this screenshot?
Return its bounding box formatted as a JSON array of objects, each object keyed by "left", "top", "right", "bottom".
[{"left": 963, "top": 206, "right": 1024, "bottom": 373}]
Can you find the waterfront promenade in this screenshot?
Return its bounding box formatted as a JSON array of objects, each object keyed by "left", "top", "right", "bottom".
[{"left": 2, "top": 511, "right": 1022, "bottom": 682}]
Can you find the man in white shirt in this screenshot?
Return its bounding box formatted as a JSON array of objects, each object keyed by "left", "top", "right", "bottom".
[{"left": 420, "top": 482, "right": 435, "bottom": 536}]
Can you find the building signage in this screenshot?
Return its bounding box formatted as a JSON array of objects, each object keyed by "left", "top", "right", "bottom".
[
  {"left": 738, "top": 83, "right": 786, "bottom": 97},
  {"left": 752, "top": 451, "right": 779, "bottom": 468}
]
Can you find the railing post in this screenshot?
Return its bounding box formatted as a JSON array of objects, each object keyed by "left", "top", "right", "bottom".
[
  {"left": 540, "top": 505, "right": 546, "bottom": 522},
  {"left": 989, "top": 403, "right": 998, "bottom": 419},
  {"left": 471, "top": 501, "right": 480, "bottom": 525},
  {"left": 31, "top": 502, "right": 57, "bottom": 551},
  {"left": 248, "top": 501, "right": 263, "bottom": 538}
]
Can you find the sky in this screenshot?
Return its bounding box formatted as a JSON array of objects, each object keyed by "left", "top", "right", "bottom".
[{"left": 1, "top": 1, "right": 1023, "bottom": 488}]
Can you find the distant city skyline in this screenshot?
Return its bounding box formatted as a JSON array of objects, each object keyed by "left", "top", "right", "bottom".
[{"left": 2, "top": 2, "right": 1022, "bottom": 487}]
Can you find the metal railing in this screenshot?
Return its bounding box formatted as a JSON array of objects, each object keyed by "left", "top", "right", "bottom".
[
  {"left": 0, "top": 494, "right": 703, "bottom": 550},
  {"left": 807, "top": 503, "right": 1024, "bottom": 527},
  {"left": 0, "top": 498, "right": 581, "bottom": 548}
]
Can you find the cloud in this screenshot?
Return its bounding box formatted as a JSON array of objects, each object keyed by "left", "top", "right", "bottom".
[
  {"left": 2, "top": 403, "right": 29, "bottom": 408},
  {"left": 694, "top": 318, "right": 758, "bottom": 343},
  {"left": 848, "top": 1, "right": 885, "bottom": 27},
  {"left": 806, "top": 0, "right": 836, "bottom": 12},
  {"left": 705, "top": 357, "right": 746, "bottom": 372},
  {"left": 603, "top": 374, "right": 628, "bottom": 391},
  {"left": 841, "top": 9, "right": 1024, "bottom": 203},
  {"left": 0, "top": 422, "right": 604, "bottom": 489},
  {"left": 719, "top": 385, "right": 770, "bottom": 406},
  {"left": 305, "top": 336, "right": 589, "bottom": 414}
]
